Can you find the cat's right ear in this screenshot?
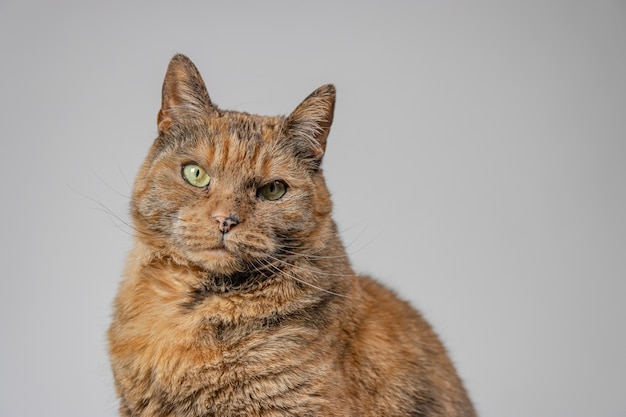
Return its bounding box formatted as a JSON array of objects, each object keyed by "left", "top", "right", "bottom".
[{"left": 157, "top": 54, "right": 216, "bottom": 135}]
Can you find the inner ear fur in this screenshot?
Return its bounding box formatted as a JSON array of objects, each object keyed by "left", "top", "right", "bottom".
[{"left": 283, "top": 84, "right": 336, "bottom": 162}]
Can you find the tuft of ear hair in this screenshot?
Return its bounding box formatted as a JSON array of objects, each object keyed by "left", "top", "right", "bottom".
[
  {"left": 283, "top": 84, "right": 336, "bottom": 163},
  {"left": 157, "top": 54, "right": 216, "bottom": 135}
]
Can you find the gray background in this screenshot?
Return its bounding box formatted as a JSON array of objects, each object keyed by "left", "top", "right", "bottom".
[{"left": 1, "top": 1, "right": 625, "bottom": 416}]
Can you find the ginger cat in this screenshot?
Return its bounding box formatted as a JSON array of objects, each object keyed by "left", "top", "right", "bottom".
[{"left": 108, "top": 54, "right": 476, "bottom": 417}]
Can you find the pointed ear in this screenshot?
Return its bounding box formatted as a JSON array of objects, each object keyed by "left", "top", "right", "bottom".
[
  {"left": 283, "top": 84, "right": 336, "bottom": 162},
  {"left": 157, "top": 54, "right": 215, "bottom": 135}
]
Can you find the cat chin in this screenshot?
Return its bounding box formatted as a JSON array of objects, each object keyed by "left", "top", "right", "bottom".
[{"left": 184, "top": 248, "right": 244, "bottom": 276}]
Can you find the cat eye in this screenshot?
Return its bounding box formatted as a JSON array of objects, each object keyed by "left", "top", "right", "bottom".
[
  {"left": 257, "top": 180, "right": 287, "bottom": 201},
  {"left": 182, "top": 163, "right": 211, "bottom": 188}
]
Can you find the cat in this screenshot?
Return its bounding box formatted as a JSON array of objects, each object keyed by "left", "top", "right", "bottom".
[{"left": 108, "top": 53, "right": 476, "bottom": 417}]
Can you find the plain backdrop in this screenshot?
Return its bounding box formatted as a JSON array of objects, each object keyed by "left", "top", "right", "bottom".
[{"left": 1, "top": 1, "right": 625, "bottom": 416}]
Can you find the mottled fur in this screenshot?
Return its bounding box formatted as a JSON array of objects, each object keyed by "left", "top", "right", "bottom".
[{"left": 108, "top": 54, "right": 476, "bottom": 416}]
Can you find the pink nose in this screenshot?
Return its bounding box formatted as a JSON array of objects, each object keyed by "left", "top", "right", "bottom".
[{"left": 212, "top": 215, "right": 240, "bottom": 234}]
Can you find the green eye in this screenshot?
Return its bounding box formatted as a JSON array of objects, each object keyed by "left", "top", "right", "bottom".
[
  {"left": 257, "top": 180, "right": 287, "bottom": 201},
  {"left": 182, "top": 163, "right": 210, "bottom": 188}
]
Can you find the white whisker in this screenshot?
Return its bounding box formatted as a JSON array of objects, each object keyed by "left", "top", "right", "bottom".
[{"left": 260, "top": 258, "right": 348, "bottom": 298}]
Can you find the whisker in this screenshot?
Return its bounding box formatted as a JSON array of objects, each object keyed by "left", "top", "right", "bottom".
[
  {"left": 69, "top": 184, "right": 179, "bottom": 242},
  {"left": 70, "top": 185, "right": 135, "bottom": 231},
  {"left": 88, "top": 206, "right": 137, "bottom": 238},
  {"left": 276, "top": 223, "right": 379, "bottom": 258},
  {"left": 267, "top": 254, "right": 355, "bottom": 280},
  {"left": 260, "top": 258, "right": 348, "bottom": 298},
  {"left": 277, "top": 247, "right": 350, "bottom": 262},
  {"left": 90, "top": 169, "right": 133, "bottom": 200},
  {"left": 116, "top": 161, "right": 133, "bottom": 191}
]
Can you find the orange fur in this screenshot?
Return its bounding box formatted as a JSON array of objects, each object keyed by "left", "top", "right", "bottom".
[{"left": 108, "top": 54, "right": 476, "bottom": 416}]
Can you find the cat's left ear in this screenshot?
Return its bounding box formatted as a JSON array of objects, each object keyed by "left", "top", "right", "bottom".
[
  {"left": 283, "top": 84, "right": 336, "bottom": 163},
  {"left": 157, "top": 54, "right": 216, "bottom": 135}
]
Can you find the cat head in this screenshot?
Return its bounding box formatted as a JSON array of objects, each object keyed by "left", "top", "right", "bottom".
[{"left": 131, "top": 54, "right": 337, "bottom": 281}]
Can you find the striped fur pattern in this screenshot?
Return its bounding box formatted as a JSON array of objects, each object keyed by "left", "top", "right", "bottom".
[{"left": 108, "top": 54, "right": 476, "bottom": 416}]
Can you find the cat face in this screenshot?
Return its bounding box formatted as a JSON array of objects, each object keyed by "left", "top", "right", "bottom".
[{"left": 131, "top": 55, "right": 336, "bottom": 279}]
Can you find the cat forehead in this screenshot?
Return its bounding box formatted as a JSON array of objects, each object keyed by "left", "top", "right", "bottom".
[
  {"left": 156, "top": 112, "right": 284, "bottom": 153},
  {"left": 162, "top": 114, "right": 297, "bottom": 177},
  {"left": 210, "top": 112, "right": 284, "bottom": 141}
]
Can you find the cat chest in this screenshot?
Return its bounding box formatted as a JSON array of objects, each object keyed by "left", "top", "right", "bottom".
[{"left": 131, "top": 318, "right": 340, "bottom": 416}]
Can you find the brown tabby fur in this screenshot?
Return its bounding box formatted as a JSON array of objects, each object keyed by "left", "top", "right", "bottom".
[{"left": 108, "top": 54, "right": 476, "bottom": 417}]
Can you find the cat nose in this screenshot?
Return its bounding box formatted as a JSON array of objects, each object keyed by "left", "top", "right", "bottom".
[{"left": 212, "top": 215, "right": 240, "bottom": 234}]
